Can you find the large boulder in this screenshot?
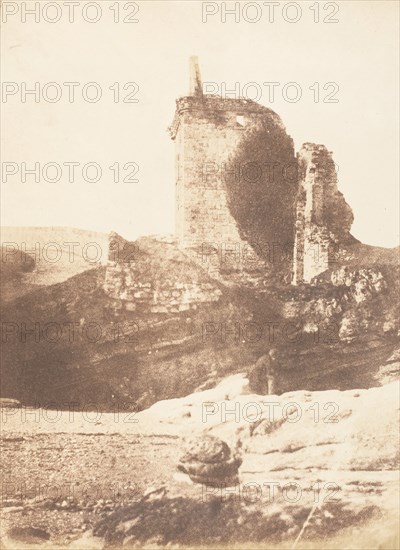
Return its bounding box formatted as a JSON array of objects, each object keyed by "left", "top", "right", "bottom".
[{"left": 177, "top": 435, "right": 242, "bottom": 486}]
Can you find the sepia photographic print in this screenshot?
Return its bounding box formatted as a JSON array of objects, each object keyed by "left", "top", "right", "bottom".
[{"left": 1, "top": 1, "right": 399, "bottom": 549}]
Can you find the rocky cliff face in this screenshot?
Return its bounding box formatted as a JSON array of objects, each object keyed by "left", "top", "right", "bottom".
[{"left": 1, "top": 229, "right": 398, "bottom": 409}]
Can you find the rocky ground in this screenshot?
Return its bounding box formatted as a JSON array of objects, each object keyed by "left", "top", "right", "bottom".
[{"left": 1, "top": 372, "right": 399, "bottom": 549}]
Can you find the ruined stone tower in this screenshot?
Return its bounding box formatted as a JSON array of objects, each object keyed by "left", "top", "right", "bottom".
[
  {"left": 293, "top": 144, "right": 354, "bottom": 284},
  {"left": 169, "top": 57, "right": 297, "bottom": 278},
  {"left": 169, "top": 58, "right": 353, "bottom": 284}
]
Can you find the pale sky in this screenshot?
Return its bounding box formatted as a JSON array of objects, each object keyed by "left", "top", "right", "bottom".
[{"left": 1, "top": 0, "right": 399, "bottom": 247}]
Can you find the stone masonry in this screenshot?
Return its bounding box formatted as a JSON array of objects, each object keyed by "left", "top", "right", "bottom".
[
  {"left": 169, "top": 58, "right": 354, "bottom": 285},
  {"left": 103, "top": 232, "right": 222, "bottom": 313},
  {"left": 293, "top": 144, "right": 354, "bottom": 284},
  {"left": 169, "top": 57, "right": 296, "bottom": 279}
]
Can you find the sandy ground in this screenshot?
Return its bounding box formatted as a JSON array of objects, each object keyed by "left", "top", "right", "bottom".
[
  {"left": 1, "top": 401, "right": 188, "bottom": 547},
  {"left": 1, "top": 376, "right": 399, "bottom": 549}
]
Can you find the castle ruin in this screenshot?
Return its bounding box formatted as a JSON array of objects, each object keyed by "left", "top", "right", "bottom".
[
  {"left": 104, "top": 56, "right": 355, "bottom": 312},
  {"left": 169, "top": 57, "right": 354, "bottom": 285}
]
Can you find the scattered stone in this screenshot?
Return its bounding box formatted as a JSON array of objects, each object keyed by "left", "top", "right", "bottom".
[
  {"left": 0, "top": 398, "right": 21, "bottom": 408},
  {"left": 35, "top": 498, "right": 57, "bottom": 510},
  {"left": 3, "top": 506, "right": 25, "bottom": 513},
  {"left": 0, "top": 499, "right": 23, "bottom": 508},
  {"left": 386, "top": 348, "right": 400, "bottom": 363},
  {"left": 69, "top": 531, "right": 104, "bottom": 549},
  {"left": 7, "top": 526, "right": 50, "bottom": 544}
]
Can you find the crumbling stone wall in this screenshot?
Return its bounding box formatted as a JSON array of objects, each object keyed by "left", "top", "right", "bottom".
[
  {"left": 103, "top": 233, "right": 222, "bottom": 312},
  {"left": 293, "top": 144, "right": 354, "bottom": 284},
  {"left": 104, "top": 264, "right": 221, "bottom": 313}
]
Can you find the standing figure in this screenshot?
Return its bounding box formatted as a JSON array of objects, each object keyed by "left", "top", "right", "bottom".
[
  {"left": 266, "top": 348, "right": 279, "bottom": 395},
  {"left": 248, "top": 348, "right": 280, "bottom": 395}
]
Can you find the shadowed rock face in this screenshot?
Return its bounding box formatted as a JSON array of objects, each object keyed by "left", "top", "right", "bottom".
[{"left": 1, "top": 229, "right": 398, "bottom": 408}]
